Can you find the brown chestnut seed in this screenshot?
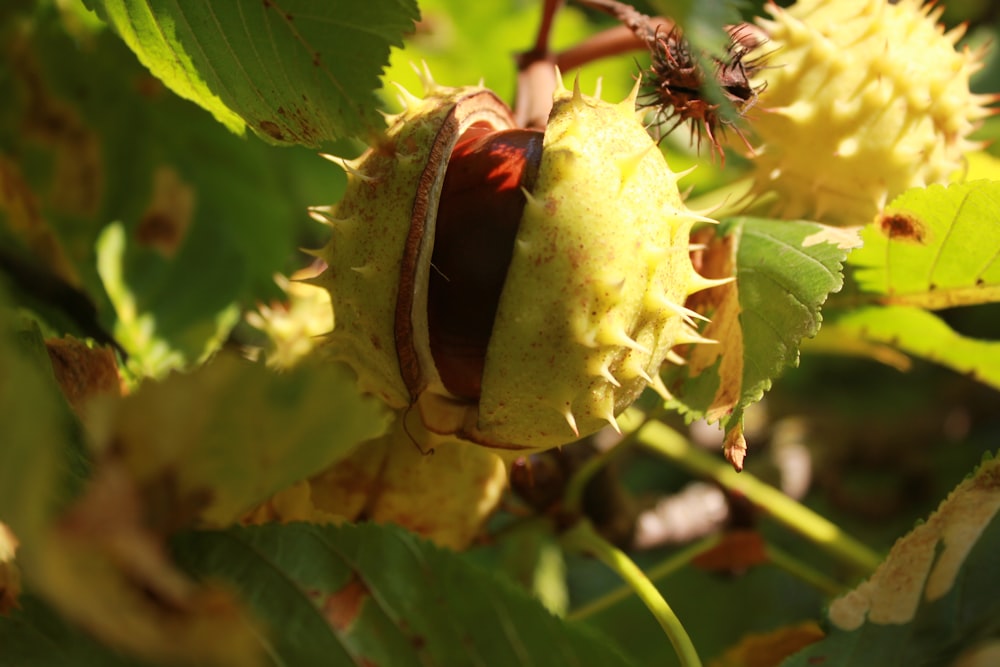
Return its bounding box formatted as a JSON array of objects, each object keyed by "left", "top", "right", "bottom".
[{"left": 428, "top": 125, "right": 544, "bottom": 401}]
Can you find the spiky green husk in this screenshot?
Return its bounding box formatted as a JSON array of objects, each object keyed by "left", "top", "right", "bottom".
[
  {"left": 748, "top": 0, "right": 992, "bottom": 225},
  {"left": 475, "top": 82, "right": 713, "bottom": 449},
  {"left": 313, "top": 77, "right": 715, "bottom": 453}
]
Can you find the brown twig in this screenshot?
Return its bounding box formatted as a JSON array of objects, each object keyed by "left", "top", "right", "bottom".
[
  {"left": 513, "top": 0, "right": 563, "bottom": 128},
  {"left": 555, "top": 19, "right": 674, "bottom": 72}
]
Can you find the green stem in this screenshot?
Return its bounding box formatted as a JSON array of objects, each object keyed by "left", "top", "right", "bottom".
[
  {"left": 765, "top": 543, "right": 847, "bottom": 598},
  {"left": 562, "top": 520, "right": 703, "bottom": 667},
  {"left": 568, "top": 533, "right": 721, "bottom": 622},
  {"left": 637, "top": 420, "right": 883, "bottom": 575}
]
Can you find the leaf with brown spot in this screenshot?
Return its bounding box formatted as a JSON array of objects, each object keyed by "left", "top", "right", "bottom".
[
  {"left": 825, "top": 182, "right": 1000, "bottom": 387},
  {"left": 781, "top": 453, "right": 1000, "bottom": 666},
  {"left": 0, "top": 312, "right": 398, "bottom": 666},
  {"left": 850, "top": 181, "right": 1000, "bottom": 310},
  {"left": 877, "top": 213, "right": 928, "bottom": 244},
  {"left": 6, "top": 9, "right": 347, "bottom": 378},
  {"left": 6, "top": 38, "right": 104, "bottom": 219},
  {"left": 324, "top": 577, "right": 369, "bottom": 631},
  {"left": 1, "top": 310, "right": 265, "bottom": 665}
]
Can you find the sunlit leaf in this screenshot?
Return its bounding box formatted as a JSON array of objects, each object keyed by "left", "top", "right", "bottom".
[
  {"left": 96, "top": 221, "right": 241, "bottom": 378},
  {"left": 965, "top": 151, "right": 1000, "bottom": 183},
  {"left": 172, "top": 522, "right": 640, "bottom": 667},
  {"left": 821, "top": 305, "right": 1000, "bottom": 390},
  {"left": 84, "top": 0, "right": 419, "bottom": 145},
  {"left": 825, "top": 181, "right": 1000, "bottom": 384},
  {"left": 86, "top": 353, "right": 392, "bottom": 527},
  {"left": 781, "top": 453, "right": 1000, "bottom": 666},
  {"left": 666, "top": 218, "right": 854, "bottom": 467}
]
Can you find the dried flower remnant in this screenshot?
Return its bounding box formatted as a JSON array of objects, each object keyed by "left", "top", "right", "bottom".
[{"left": 575, "top": 0, "right": 769, "bottom": 158}]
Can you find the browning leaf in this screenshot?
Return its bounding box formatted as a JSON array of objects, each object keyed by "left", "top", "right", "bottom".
[
  {"left": 692, "top": 530, "right": 768, "bottom": 575},
  {"left": 45, "top": 336, "right": 121, "bottom": 417},
  {"left": 667, "top": 218, "right": 851, "bottom": 469},
  {"left": 783, "top": 454, "right": 1000, "bottom": 666},
  {"left": 708, "top": 622, "right": 824, "bottom": 667},
  {"left": 0, "top": 156, "right": 80, "bottom": 287},
  {"left": 84, "top": 353, "right": 391, "bottom": 529},
  {"left": 32, "top": 460, "right": 263, "bottom": 667}
]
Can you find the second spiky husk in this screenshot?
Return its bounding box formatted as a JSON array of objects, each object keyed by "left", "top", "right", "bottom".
[{"left": 747, "top": 0, "right": 995, "bottom": 225}]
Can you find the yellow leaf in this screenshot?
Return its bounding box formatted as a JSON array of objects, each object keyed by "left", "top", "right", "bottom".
[{"left": 33, "top": 461, "right": 263, "bottom": 666}]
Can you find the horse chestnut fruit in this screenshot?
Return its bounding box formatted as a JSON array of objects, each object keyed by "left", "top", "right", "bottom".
[{"left": 311, "top": 73, "right": 718, "bottom": 453}]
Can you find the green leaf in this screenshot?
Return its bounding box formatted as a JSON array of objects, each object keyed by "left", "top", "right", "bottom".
[
  {"left": 172, "top": 522, "right": 639, "bottom": 667},
  {"left": 96, "top": 221, "right": 241, "bottom": 378},
  {"left": 84, "top": 0, "right": 419, "bottom": 145},
  {"left": 0, "top": 352, "right": 388, "bottom": 666},
  {"left": 822, "top": 305, "right": 1000, "bottom": 390},
  {"left": 0, "top": 595, "right": 152, "bottom": 667},
  {"left": 1, "top": 8, "right": 345, "bottom": 377},
  {"left": 849, "top": 181, "right": 1000, "bottom": 309},
  {"left": 88, "top": 354, "right": 392, "bottom": 527},
  {"left": 781, "top": 453, "right": 1000, "bottom": 667},
  {"left": 665, "top": 218, "right": 853, "bottom": 466},
  {"left": 823, "top": 181, "right": 1000, "bottom": 385},
  {"left": 0, "top": 312, "right": 71, "bottom": 553}
]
